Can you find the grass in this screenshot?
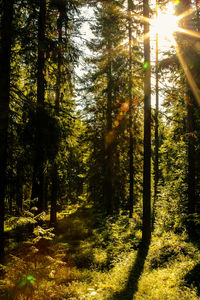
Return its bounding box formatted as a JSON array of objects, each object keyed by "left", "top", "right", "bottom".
[
  {"left": 134, "top": 233, "right": 200, "bottom": 300},
  {"left": 1, "top": 205, "right": 200, "bottom": 299}
]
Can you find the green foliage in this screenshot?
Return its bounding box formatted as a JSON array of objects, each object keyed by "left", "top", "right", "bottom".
[
  {"left": 0, "top": 240, "right": 80, "bottom": 300},
  {"left": 133, "top": 231, "right": 200, "bottom": 300},
  {"left": 2, "top": 204, "right": 200, "bottom": 300},
  {"left": 83, "top": 0, "right": 143, "bottom": 212},
  {"left": 148, "top": 232, "right": 198, "bottom": 269},
  {"left": 33, "top": 226, "right": 55, "bottom": 242},
  {"left": 3, "top": 0, "right": 84, "bottom": 220},
  {"left": 92, "top": 213, "right": 140, "bottom": 267},
  {"left": 154, "top": 85, "right": 188, "bottom": 233}
]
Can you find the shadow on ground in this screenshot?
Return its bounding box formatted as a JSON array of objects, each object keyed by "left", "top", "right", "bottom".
[
  {"left": 112, "top": 242, "right": 150, "bottom": 300},
  {"left": 56, "top": 206, "right": 96, "bottom": 268}
]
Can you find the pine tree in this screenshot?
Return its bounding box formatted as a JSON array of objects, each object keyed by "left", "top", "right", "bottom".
[
  {"left": 0, "top": 0, "right": 14, "bottom": 264},
  {"left": 142, "top": 0, "right": 151, "bottom": 244},
  {"left": 175, "top": 0, "right": 199, "bottom": 236},
  {"left": 85, "top": 0, "right": 127, "bottom": 214},
  {"left": 31, "top": 0, "right": 47, "bottom": 212},
  {"left": 128, "top": 0, "right": 134, "bottom": 218}
]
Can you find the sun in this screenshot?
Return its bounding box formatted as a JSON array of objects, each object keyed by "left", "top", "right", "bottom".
[{"left": 150, "top": 3, "right": 179, "bottom": 44}]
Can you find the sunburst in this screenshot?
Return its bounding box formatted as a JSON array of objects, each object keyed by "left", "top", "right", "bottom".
[
  {"left": 140, "top": 0, "right": 200, "bottom": 104},
  {"left": 133, "top": 1, "right": 200, "bottom": 103},
  {"left": 150, "top": 2, "right": 180, "bottom": 44}
]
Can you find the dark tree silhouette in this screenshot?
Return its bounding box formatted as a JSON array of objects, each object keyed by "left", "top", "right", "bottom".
[
  {"left": 0, "top": 0, "right": 14, "bottom": 264},
  {"left": 31, "top": 0, "right": 47, "bottom": 212},
  {"left": 142, "top": 0, "right": 151, "bottom": 244}
]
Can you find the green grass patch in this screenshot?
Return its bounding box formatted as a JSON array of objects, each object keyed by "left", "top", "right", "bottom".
[{"left": 2, "top": 206, "right": 200, "bottom": 299}]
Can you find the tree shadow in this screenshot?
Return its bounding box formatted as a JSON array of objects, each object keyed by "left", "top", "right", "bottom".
[{"left": 112, "top": 241, "right": 150, "bottom": 300}]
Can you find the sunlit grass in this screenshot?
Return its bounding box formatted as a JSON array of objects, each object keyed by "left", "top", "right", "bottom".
[
  {"left": 134, "top": 232, "right": 200, "bottom": 300},
  {"left": 1, "top": 205, "right": 200, "bottom": 299}
]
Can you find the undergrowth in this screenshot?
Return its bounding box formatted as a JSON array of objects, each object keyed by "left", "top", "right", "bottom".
[{"left": 1, "top": 205, "right": 200, "bottom": 299}]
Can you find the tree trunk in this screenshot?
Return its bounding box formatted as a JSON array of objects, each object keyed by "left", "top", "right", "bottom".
[
  {"left": 187, "top": 91, "right": 196, "bottom": 235},
  {"left": 0, "top": 0, "right": 14, "bottom": 264},
  {"left": 128, "top": 0, "right": 134, "bottom": 218},
  {"left": 105, "top": 42, "right": 113, "bottom": 215},
  {"left": 50, "top": 9, "right": 63, "bottom": 227},
  {"left": 196, "top": 0, "right": 200, "bottom": 26},
  {"left": 142, "top": 0, "right": 151, "bottom": 244},
  {"left": 177, "top": 0, "right": 197, "bottom": 236},
  {"left": 31, "top": 0, "right": 46, "bottom": 213},
  {"left": 55, "top": 10, "right": 62, "bottom": 114},
  {"left": 37, "top": 0, "right": 46, "bottom": 108},
  {"left": 50, "top": 166, "right": 58, "bottom": 227},
  {"left": 152, "top": 0, "right": 159, "bottom": 228}
]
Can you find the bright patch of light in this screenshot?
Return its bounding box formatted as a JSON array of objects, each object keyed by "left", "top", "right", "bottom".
[{"left": 150, "top": 3, "right": 179, "bottom": 43}]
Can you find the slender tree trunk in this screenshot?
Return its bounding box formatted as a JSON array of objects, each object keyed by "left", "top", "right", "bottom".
[
  {"left": 0, "top": 0, "right": 14, "bottom": 264},
  {"left": 55, "top": 11, "right": 62, "bottom": 114},
  {"left": 195, "top": 0, "right": 200, "bottom": 29},
  {"left": 8, "top": 130, "right": 14, "bottom": 215},
  {"left": 152, "top": 1, "right": 159, "bottom": 228},
  {"left": 177, "top": 0, "right": 197, "bottom": 236},
  {"left": 16, "top": 179, "right": 23, "bottom": 215},
  {"left": 37, "top": 0, "right": 46, "bottom": 108},
  {"left": 187, "top": 91, "right": 196, "bottom": 235},
  {"left": 50, "top": 9, "right": 63, "bottom": 226},
  {"left": 142, "top": 0, "right": 151, "bottom": 244},
  {"left": 31, "top": 0, "right": 46, "bottom": 212},
  {"left": 128, "top": 0, "right": 134, "bottom": 218},
  {"left": 50, "top": 166, "right": 58, "bottom": 226},
  {"left": 105, "top": 42, "right": 113, "bottom": 215}
]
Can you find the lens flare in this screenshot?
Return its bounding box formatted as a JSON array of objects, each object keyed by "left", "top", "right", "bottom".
[
  {"left": 114, "top": 120, "right": 119, "bottom": 127},
  {"left": 173, "top": 0, "right": 180, "bottom": 8},
  {"left": 19, "top": 275, "right": 36, "bottom": 288},
  {"left": 121, "top": 103, "right": 129, "bottom": 112},
  {"left": 143, "top": 62, "right": 149, "bottom": 69}
]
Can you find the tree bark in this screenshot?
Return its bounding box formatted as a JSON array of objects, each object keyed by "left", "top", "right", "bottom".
[
  {"left": 37, "top": 0, "right": 46, "bottom": 108},
  {"left": 31, "top": 0, "right": 46, "bottom": 213},
  {"left": 105, "top": 42, "right": 113, "bottom": 215},
  {"left": 142, "top": 0, "right": 151, "bottom": 244},
  {"left": 152, "top": 0, "right": 159, "bottom": 228},
  {"left": 0, "top": 0, "right": 14, "bottom": 264},
  {"left": 50, "top": 166, "right": 58, "bottom": 227},
  {"left": 176, "top": 0, "right": 197, "bottom": 236},
  {"left": 55, "top": 11, "right": 62, "bottom": 114},
  {"left": 50, "top": 9, "right": 63, "bottom": 227},
  {"left": 128, "top": 0, "right": 134, "bottom": 218},
  {"left": 187, "top": 91, "right": 196, "bottom": 235}
]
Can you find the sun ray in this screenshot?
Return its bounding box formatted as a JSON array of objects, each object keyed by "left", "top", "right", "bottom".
[
  {"left": 133, "top": 13, "right": 150, "bottom": 24},
  {"left": 177, "top": 27, "right": 200, "bottom": 39},
  {"left": 175, "top": 43, "right": 200, "bottom": 105},
  {"left": 176, "top": 7, "right": 194, "bottom": 21},
  {"left": 133, "top": 0, "right": 200, "bottom": 105}
]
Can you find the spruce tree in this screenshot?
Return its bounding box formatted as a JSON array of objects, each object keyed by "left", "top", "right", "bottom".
[
  {"left": 142, "top": 0, "right": 151, "bottom": 244},
  {"left": 0, "top": 0, "right": 14, "bottom": 264}
]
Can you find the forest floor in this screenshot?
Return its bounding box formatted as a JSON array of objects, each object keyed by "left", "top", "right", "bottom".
[{"left": 1, "top": 204, "right": 200, "bottom": 299}]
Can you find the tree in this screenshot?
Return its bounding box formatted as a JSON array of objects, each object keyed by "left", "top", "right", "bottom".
[
  {"left": 85, "top": 0, "right": 127, "bottom": 214},
  {"left": 142, "top": 0, "right": 151, "bottom": 243},
  {"left": 152, "top": 0, "right": 159, "bottom": 227},
  {"left": 128, "top": 0, "right": 134, "bottom": 218},
  {"left": 175, "top": 0, "right": 199, "bottom": 236},
  {"left": 31, "top": 0, "right": 47, "bottom": 212},
  {"left": 0, "top": 0, "right": 14, "bottom": 264}
]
